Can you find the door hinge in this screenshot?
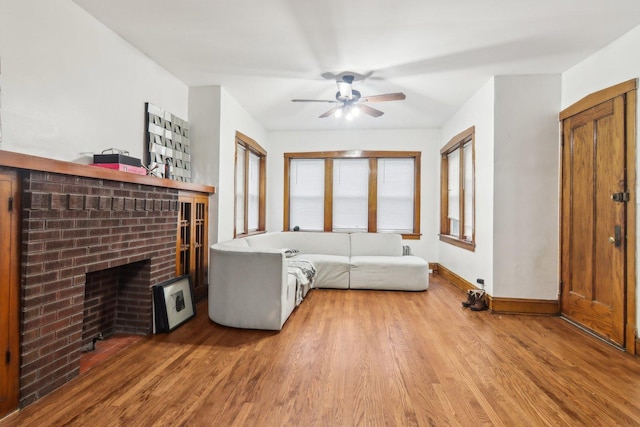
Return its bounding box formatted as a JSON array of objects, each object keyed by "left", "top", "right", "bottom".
[
  {"left": 611, "top": 192, "right": 630, "bottom": 203},
  {"left": 5, "top": 350, "right": 10, "bottom": 365},
  {"left": 8, "top": 197, "right": 13, "bottom": 211}
]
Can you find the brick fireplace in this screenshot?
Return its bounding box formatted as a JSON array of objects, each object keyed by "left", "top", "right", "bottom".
[{"left": 20, "top": 170, "right": 179, "bottom": 407}]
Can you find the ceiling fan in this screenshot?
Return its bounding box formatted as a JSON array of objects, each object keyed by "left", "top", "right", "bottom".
[{"left": 292, "top": 73, "right": 406, "bottom": 119}]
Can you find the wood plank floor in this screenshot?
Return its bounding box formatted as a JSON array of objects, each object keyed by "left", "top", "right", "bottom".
[{"left": 3, "top": 274, "right": 640, "bottom": 426}]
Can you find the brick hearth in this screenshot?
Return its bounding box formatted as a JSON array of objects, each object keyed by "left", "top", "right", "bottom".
[{"left": 20, "top": 171, "right": 179, "bottom": 407}]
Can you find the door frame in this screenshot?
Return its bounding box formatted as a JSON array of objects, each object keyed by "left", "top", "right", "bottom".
[
  {"left": 0, "top": 168, "right": 21, "bottom": 416},
  {"left": 559, "top": 78, "right": 637, "bottom": 355}
]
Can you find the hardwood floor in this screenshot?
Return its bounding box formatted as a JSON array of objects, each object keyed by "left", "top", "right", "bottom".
[{"left": 2, "top": 274, "right": 640, "bottom": 426}]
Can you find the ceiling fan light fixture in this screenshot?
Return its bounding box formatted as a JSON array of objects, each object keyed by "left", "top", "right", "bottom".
[
  {"left": 293, "top": 73, "right": 404, "bottom": 119},
  {"left": 345, "top": 108, "right": 354, "bottom": 121}
]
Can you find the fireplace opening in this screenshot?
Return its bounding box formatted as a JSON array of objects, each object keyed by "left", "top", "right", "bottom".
[{"left": 82, "top": 259, "right": 153, "bottom": 351}]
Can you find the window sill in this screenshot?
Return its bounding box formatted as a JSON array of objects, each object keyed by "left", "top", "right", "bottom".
[
  {"left": 439, "top": 234, "right": 475, "bottom": 252},
  {"left": 401, "top": 233, "right": 421, "bottom": 240},
  {"left": 235, "top": 230, "right": 266, "bottom": 239},
  {"left": 281, "top": 230, "right": 421, "bottom": 240}
]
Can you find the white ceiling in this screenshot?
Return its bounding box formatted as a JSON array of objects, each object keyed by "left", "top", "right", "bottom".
[{"left": 74, "top": 0, "right": 640, "bottom": 131}]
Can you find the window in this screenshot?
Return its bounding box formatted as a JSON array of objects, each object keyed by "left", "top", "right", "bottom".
[
  {"left": 235, "top": 145, "right": 246, "bottom": 235},
  {"left": 377, "top": 158, "right": 415, "bottom": 233},
  {"left": 333, "top": 159, "right": 369, "bottom": 232},
  {"left": 284, "top": 151, "right": 421, "bottom": 239},
  {"left": 440, "top": 126, "right": 475, "bottom": 250},
  {"left": 247, "top": 151, "right": 261, "bottom": 230},
  {"left": 235, "top": 132, "right": 266, "bottom": 237},
  {"left": 289, "top": 159, "right": 325, "bottom": 231}
]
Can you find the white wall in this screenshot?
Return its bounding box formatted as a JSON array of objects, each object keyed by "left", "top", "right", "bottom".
[
  {"left": 189, "top": 86, "right": 267, "bottom": 244},
  {"left": 493, "top": 75, "right": 561, "bottom": 300},
  {"left": 562, "top": 24, "right": 640, "bottom": 329},
  {"left": 439, "top": 75, "right": 560, "bottom": 300},
  {"left": 562, "top": 25, "right": 640, "bottom": 110},
  {"left": 266, "top": 128, "right": 441, "bottom": 261},
  {"left": 217, "top": 88, "right": 268, "bottom": 242},
  {"left": 189, "top": 86, "right": 222, "bottom": 244},
  {"left": 440, "top": 78, "right": 495, "bottom": 294},
  {"left": 0, "top": 0, "right": 188, "bottom": 163}
]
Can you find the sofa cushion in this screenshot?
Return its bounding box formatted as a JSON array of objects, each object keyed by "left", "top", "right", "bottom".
[
  {"left": 350, "top": 233, "right": 403, "bottom": 256},
  {"left": 349, "top": 255, "right": 429, "bottom": 291},
  {"left": 244, "top": 232, "right": 291, "bottom": 249},
  {"left": 296, "top": 254, "right": 350, "bottom": 289},
  {"left": 218, "top": 238, "right": 250, "bottom": 248},
  {"left": 247, "top": 232, "right": 351, "bottom": 257}
]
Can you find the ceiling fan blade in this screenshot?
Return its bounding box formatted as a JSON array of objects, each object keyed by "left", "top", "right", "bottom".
[
  {"left": 321, "top": 71, "right": 339, "bottom": 80},
  {"left": 319, "top": 106, "right": 340, "bottom": 118},
  {"left": 358, "top": 104, "right": 384, "bottom": 118},
  {"left": 360, "top": 92, "right": 406, "bottom": 103},
  {"left": 292, "top": 99, "right": 336, "bottom": 103}
]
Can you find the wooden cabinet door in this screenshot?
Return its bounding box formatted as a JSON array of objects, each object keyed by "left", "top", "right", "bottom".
[
  {"left": 177, "top": 192, "right": 209, "bottom": 302},
  {"left": 0, "top": 170, "right": 20, "bottom": 417}
]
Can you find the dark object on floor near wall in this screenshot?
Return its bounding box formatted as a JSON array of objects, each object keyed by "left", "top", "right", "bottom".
[
  {"left": 153, "top": 275, "right": 196, "bottom": 332},
  {"left": 470, "top": 294, "right": 488, "bottom": 311},
  {"left": 462, "top": 290, "right": 476, "bottom": 308},
  {"left": 462, "top": 289, "right": 488, "bottom": 311}
]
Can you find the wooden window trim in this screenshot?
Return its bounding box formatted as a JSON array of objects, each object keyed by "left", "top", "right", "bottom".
[
  {"left": 234, "top": 131, "right": 266, "bottom": 238},
  {"left": 237, "top": 131, "right": 267, "bottom": 156},
  {"left": 283, "top": 150, "right": 421, "bottom": 239},
  {"left": 440, "top": 126, "right": 475, "bottom": 251},
  {"left": 324, "top": 159, "right": 333, "bottom": 232}
]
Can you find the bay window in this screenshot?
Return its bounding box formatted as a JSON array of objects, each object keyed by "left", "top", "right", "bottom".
[{"left": 284, "top": 151, "right": 421, "bottom": 239}]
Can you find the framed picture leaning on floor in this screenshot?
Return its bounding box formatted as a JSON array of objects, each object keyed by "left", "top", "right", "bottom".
[{"left": 153, "top": 275, "right": 196, "bottom": 332}]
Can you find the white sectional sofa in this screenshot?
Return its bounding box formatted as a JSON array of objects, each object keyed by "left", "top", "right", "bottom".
[{"left": 209, "top": 232, "right": 429, "bottom": 330}]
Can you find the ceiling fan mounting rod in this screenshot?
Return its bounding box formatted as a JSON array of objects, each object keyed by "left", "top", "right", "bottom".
[{"left": 341, "top": 75, "right": 355, "bottom": 84}]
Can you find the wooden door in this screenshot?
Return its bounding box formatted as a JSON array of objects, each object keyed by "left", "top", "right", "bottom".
[
  {"left": 561, "top": 95, "right": 626, "bottom": 346},
  {"left": 0, "top": 170, "right": 20, "bottom": 417}
]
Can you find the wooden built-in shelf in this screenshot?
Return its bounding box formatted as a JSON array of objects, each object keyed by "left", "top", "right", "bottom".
[{"left": 0, "top": 150, "right": 215, "bottom": 194}]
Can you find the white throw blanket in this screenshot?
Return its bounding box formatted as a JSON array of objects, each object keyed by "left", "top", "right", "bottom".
[{"left": 287, "top": 259, "right": 316, "bottom": 306}]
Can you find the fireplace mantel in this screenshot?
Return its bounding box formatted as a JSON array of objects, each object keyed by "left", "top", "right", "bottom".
[{"left": 0, "top": 150, "right": 215, "bottom": 194}]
